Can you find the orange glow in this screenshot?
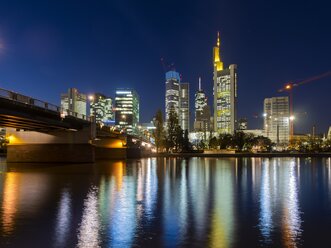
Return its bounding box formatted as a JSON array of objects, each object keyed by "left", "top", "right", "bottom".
[
  {"left": 285, "top": 84, "right": 292, "bottom": 90},
  {"left": 2, "top": 173, "right": 21, "bottom": 234},
  {"left": 6, "top": 134, "right": 22, "bottom": 145},
  {"left": 111, "top": 161, "right": 126, "bottom": 191},
  {"left": 108, "top": 140, "right": 124, "bottom": 148}
]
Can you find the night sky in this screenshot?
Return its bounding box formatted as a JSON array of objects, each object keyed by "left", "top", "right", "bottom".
[{"left": 0, "top": 0, "right": 330, "bottom": 134}]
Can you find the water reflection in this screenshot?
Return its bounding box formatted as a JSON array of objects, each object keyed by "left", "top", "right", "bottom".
[
  {"left": 1, "top": 172, "right": 49, "bottom": 236},
  {"left": 77, "top": 186, "right": 100, "bottom": 248},
  {"left": 54, "top": 190, "right": 72, "bottom": 248},
  {"left": 209, "top": 158, "right": 235, "bottom": 248},
  {"left": 282, "top": 160, "right": 301, "bottom": 247},
  {"left": 108, "top": 161, "right": 137, "bottom": 248},
  {"left": 258, "top": 158, "right": 302, "bottom": 247},
  {"left": 1, "top": 157, "right": 331, "bottom": 247},
  {"left": 1, "top": 173, "right": 20, "bottom": 235}
]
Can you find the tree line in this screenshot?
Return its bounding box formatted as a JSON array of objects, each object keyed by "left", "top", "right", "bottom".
[{"left": 152, "top": 109, "right": 331, "bottom": 153}]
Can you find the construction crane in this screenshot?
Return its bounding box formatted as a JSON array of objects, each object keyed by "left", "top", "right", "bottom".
[{"left": 278, "top": 70, "right": 331, "bottom": 141}]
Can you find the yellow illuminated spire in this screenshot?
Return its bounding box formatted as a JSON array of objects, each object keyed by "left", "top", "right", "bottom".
[{"left": 213, "top": 31, "right": 223, "bottom": 71}]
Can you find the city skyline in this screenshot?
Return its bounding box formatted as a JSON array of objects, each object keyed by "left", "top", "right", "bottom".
[{"left": 0, "top": 0, "right": 330, "bottom": 134}]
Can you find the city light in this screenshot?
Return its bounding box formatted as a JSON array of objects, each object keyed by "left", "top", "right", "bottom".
[
  {"left": 290, "top": 116, "right": 295, "bottom": 121},
  {"left": 285, "top": 84, "right": 292, "bottom": 90}
]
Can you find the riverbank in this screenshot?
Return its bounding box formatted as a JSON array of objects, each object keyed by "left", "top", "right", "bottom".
[{"left": 149, "top": 152, "right": 331, "bottom": 158}]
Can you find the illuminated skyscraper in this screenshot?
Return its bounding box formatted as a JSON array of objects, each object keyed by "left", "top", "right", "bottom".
[
  {"left": 89, "top": 93, "right": 114, "bottom": 125},
  {"left": 165, "top": 71, "right": 190, "bottom": 131},
  {"left": 264, "top": 96, "right": 290, "bottom": 144},
  {"left": 115, "top": 89, "right": 139, "bottom": 134},
  {"left": 165, "top": 71, "right": 180, "bottom": 122},
  {"left": 194, "top": 77, "right": 211, "bottom": 132},
  {"left": 213, "top": 33, "right": 237, "bottom": 134},
  {"left": 61, "top": 88, "right": 87, "bottom": 118},
  {"left": 179, "top": 82, "right": 190, "bottom": 131}
]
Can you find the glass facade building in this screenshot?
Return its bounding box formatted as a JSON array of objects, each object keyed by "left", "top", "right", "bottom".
[
  {"left": 179, "top": 82, "right": 189, "bottom": 131},
  {"left": 89, "top": 93, "right": 114, "bottom": 125},
  {"left": 213, "top": 33, "right": 237, "bottom": 134},
  {"left": 165, "top": 71, "right": 190, "bottom": 131},
  {"left": 115, "top": 89, "right": 139, "bottom": 134},
  {"left": 165, "top": 71, "right": 180, "bottom": 122},
  {"left": 264, "top": 96, "right": 290, "bottom": 144},
  {"left": 194, "top": 78, "right": 211, "bottom": 132},
  {"left": 60, "top": 88, "right": 87, "bottom": 118}
]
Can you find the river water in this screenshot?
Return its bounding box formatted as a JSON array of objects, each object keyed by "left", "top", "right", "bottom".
[{"left": 0, "top": 156, "right": 331, "bottom": 248}]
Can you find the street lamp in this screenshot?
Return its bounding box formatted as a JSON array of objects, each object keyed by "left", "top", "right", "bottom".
[
  {"left": 121, "top": 114, "right": 126, "bottom": 133},
  {"left": 88, "top": 95, "right": 96, "bottom": 141}
]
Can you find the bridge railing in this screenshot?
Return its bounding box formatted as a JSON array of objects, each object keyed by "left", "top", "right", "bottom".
[
  {"left": 62, "top": 109, "right": 89, "bottom": 121},
  {"left": 0, "top": 88, "right": 90, "bottom": 121}
]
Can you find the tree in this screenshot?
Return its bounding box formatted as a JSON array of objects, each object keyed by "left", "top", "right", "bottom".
[
  {"left": 209, "top": 136, "right": 218, "bottom": 149},
  {"left": 152, "top": 109, "right": 165, "bottom": 153},
  {"left": 232, "top": 131, "right": 246, "bottom": 151},
  {"left": 182, "top": 129, "right": 191, "bottom": 152},
  {"left": 253, "top": 136, "right": 274, "bottom": 152},
  {"left": 219, "top": 133, "right": 232, "bottom": 149},
  {"left": 166, "top": 110, "right": 180, "bottom": 152}
]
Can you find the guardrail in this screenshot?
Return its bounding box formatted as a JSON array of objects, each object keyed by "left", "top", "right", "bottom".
[{"left": 0, "top": 88, "right": 90, "bottom": 121}]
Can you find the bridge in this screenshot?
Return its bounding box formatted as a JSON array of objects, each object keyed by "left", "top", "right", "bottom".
[
  {"left": 0, "top": 88, "right": 90, "bottom": 131},
  {"left": 0, "top": 88, "right": 155, "bottom": 163}
]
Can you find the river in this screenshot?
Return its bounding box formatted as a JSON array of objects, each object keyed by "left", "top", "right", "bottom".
[{"left": 0, "top": 156, "right": 331, "bottom": 247}]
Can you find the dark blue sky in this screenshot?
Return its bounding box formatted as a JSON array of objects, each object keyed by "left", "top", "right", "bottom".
[{"left": 0, "top": 0, "right": 330, "bottom": 133}]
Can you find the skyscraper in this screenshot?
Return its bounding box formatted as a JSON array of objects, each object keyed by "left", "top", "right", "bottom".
[
  {"left": 89, "top": 93, "right": 114, "bottom": 125},
  {"left": 165, "top": 70, "right": 190, "bottom": 131},
  {"left": 194, "top": 77, "right": 211, "bottom": 132},
  {"left": 61, "top": 88, "right": 87, "bottom": 118},
  {"left": 213, "top": 32, "right": 237, "bottom": 134},
  {"left": 115, "top": 89, "right": 139, "bottom": 134},
  {"left": 165, "top": 71, "right": 180, "bottom": 122},
  {"left": 264, "top": 96, "right": 290, "bottom": 144},
  {"left": 179, "top": 82, "right": 189, "bottom": 131}
]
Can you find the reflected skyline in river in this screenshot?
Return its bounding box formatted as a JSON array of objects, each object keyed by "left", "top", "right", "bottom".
[{"left": 1, "top": 157, "right": 331, "bottom": 247}]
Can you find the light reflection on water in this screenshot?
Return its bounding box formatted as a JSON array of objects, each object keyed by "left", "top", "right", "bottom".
[
  {"left": 54, "top": 190, "right": 72, "bottom": 248},
  {"left": 258, "top": 158, "right": 302, "bottom": 247},
  {"left": 1, "top": 157, "right": 331, "bottom": 247},
  {"left": 77, "top": 186, "right": 100, "bottom": 248}
]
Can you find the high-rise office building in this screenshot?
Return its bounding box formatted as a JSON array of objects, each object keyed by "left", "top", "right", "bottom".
[
  {"left": 179, "top": 82, "right": 189, "bottom": 131},
  {"left": 61, "top": 88, "right": 87, "bottom": 118},
  {"left": 264, "top": 96, "right": 290, "bottom": 144},
  {"left": 165, "top": 70, "right": 190, "bottom": 131},
  {"left": 115, "top": 89, "right": 139, "bottom": 134},
  {"left": 213, "top": 32, "right": 237, "bottom": 134},
  {"left": 89, "top": 93, "right": 114, "bottom": 125},
  {"left": 194, "top": 77, "right": 211, "bottom": 132},
  {"left": 165, "top": 71, "right": 180, "bottom": 122}
]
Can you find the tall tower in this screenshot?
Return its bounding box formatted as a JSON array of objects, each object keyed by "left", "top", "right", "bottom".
[
  {"left": 194, "top": 77, "right": 211, "bottom": 133},
  {"left": 213, "top": 32, "right": 237, "bottom": 134},
  {"left": 165, "top": 71, "right": 180, "bottom": 123},
  {"left": 179, "top": 82, "right": 190, "bottom": 131}
]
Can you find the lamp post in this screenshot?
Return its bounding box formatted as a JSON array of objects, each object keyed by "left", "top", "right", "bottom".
[
  {"left": 88, "top": 95, "right": 96, "bottom": 141},
  {"left": 121, "top": 114, "right": 126, "bottom": 133}
]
